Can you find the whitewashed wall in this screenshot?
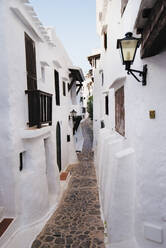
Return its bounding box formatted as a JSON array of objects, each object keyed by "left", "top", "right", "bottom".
[
  {"left": 0, "top": 0, "right": 80, "bottom": 246},
  {"left": 94, "top": 0, "right": 166, "bottom": 247}
]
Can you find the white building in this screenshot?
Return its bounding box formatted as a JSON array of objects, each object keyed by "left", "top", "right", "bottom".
[
  {"left": 0, "top": 0, "right": 84, "bottom": 247},
  {"left": 81, "top": 70, "right": 94, "bottom": 119},
  {"left": 90, "top": 0, "right": 166, "bottom": 248}
]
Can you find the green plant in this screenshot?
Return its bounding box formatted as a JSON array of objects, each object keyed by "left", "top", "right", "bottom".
[{"left": 87, "top": 96, "right": 93, "bottom": 120}]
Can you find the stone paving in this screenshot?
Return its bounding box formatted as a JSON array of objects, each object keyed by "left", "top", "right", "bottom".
[{"left": 31, "top": 119, "right": 105, "bottom": 248}]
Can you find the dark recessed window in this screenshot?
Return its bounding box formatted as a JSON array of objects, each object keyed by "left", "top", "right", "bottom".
[
  {"left": 115, "top": 86, "right": 125, "bottom": 136},
  {"left": 102, "top": 72, "right": 104, "bottom": 86},
  {"left": 67, "top": 135, "right": 70, "bottom": 142},
  {"left": 54, "top": 70, "right": 60, "bottom": 105},
  {"left": 104, "top": 32, "right": 107, "bottom": 50},
  {"left": 82, "top": 107, "right": 86, "bottom": 113},
  {"left": 63, "top": 81, "right": 66, "bottom": 96},
  {"left": 101, "top": 120, "right": 105, "bottom": 129},
  {"left": 105, "top": 95, "right": 109, "bottom": 115},
  {"left": 41, "top": 66, "right": 45, "bottom": 82}
]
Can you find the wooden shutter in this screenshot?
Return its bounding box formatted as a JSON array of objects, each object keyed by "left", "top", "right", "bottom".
[
  {"left": 25, "top": 33, "right": 37, "bottom": 90},
  {"left": 54, "top": 70, "right": 60, "bottom": 105},
  {"left": 115, "top": 86, "right": 125, "bottom": 136}
]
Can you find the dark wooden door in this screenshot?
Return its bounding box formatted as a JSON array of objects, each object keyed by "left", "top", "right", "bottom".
[
  {"left": 25, "top": 33, "right": 37, "bottom": 90},
  {"left": 54, "top": 70, "right": 60, "bottom": 105},
  {"left": 115, "top": 86, "right": 125, "bottom": 136},
  {"left": 56, "top": 122, "right": 61, "bottom": 171}
]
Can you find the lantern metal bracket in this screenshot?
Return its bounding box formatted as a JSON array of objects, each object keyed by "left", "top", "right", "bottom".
[{"left": 127, "top": 64, "right": 147, "bottom": 86}]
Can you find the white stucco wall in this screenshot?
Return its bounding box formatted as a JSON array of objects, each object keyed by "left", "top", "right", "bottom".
[
  {"left": 94, "top": 0, "right": 166, "bottom": 247},
  {"left": 0, "top": 0, "right": 82, "bottom": 246}
]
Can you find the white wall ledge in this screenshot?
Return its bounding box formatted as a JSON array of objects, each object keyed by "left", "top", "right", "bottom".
[{"left": 21, "top": 126, "right": 51, "bottom": 139}]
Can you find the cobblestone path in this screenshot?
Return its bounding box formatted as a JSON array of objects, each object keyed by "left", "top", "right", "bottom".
[{"left": 31, "top": 119, "right": 105, "bottom": 248}]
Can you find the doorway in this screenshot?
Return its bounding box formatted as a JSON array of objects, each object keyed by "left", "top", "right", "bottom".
[{"left": 56, "top": 122, "right": 61, "bottom": 171}]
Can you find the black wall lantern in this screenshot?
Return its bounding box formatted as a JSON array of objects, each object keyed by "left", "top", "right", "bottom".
[
  {"left": 117, "top": 32, "right": 147, "bottom": 86},
  {"left": 69, "top": 109, "right": 77, "bottom": 121}
]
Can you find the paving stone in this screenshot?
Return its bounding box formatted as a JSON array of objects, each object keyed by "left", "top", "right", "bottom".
[
  {"left": 41, "top": 245, "right": 51, "bottom": 248},
  {"left": 41, "top": 244, "right": 51, "bottom": 248},
  {"left": 45, "top": 236, "right": 54, "bottom": 242},
  {"left": 31, "top": 119, "right": 105, "bottom": 248},
  {"left": 31, "top": 240, "right": 41, "bottom": 248},
  {"left": 54, "top": 237, "right": 65, "bottom": 244}
]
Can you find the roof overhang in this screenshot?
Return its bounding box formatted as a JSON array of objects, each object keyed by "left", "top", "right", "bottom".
[
  {"left": 135, "top": 0, "right": 166, "bottom": 58},
  {"left": 10, "top": 7, "right": 43, "bottom": 42},
  {"left": 135, "top": 0, "right": 158, "bottom": 33},
  {"left": 87, "top": 53, "right": 101, "bottom": 66},
  {"left": 69, "top": 67, "right": 85, "bottom": 83}
]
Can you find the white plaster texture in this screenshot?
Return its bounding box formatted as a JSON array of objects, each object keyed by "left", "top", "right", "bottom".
[
  {"left": 93, "top": 0, "right": 166, "bottom": 247},
  {"left": 0, "top": 0, "right": 84, "bottom": 247}
]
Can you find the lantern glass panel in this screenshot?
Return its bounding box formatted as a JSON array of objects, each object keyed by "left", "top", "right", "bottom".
[{"left": 121, "top": 39, "right": 138, "bottom": 63}]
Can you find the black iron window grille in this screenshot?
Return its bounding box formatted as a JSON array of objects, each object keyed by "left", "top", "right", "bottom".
[{"left": 25, "top": 90, "right": 52, "bottom": 128}]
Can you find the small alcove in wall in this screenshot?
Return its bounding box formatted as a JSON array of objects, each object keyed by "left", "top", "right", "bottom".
[{"left": 19, "top": 151, "right": 27, "bottom": 171}]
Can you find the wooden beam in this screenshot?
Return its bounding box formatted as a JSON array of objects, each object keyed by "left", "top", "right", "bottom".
[
  {"left": 76, "top": 85, "right": 82, "bottom": 95},
  {"left": 68, "top": 78, "right": 75, "bottom": 91},
  {"left": 141, "top": 0, "right": 166, "bottom": 58}
]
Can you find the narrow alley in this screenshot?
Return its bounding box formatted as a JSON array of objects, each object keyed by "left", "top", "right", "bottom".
[{"left": 31, "top": 119, "right": 105, "bottom": 248}]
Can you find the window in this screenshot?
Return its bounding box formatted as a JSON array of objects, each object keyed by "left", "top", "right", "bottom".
[
  {"left": 41, "top": 66, "right": 45, "bottom": 82},
  {"left": 82, "top": 107, "right": 86, "bottom": 113},
  {"left": 25, "top": 33, "right": 37, "bottom": 90},
  {"left": 101, "top": 120, "right": 105, "bottom": 129},
  {"left": 67, "top": 135, "right": 70, "bottom": 142},
  {"left": 104, "top": 32, "right": 107, "bottom": 50},
  {"left": 54, "top": 70, "right": 60, "bottom": 105},
  {"left": 115, "top": 86, "right": 125, "bottom": 136},
  {"left": 105, "top": 95, "right": 109, "bottom": 115},
  {"left": 63, "top": 81, "right": 66, "bottom": 96},
  {"left": 121, "top": 0, "right": 129, "bottom": 16}
]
